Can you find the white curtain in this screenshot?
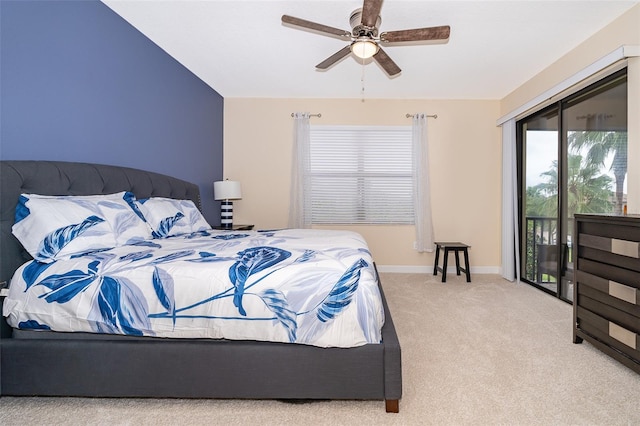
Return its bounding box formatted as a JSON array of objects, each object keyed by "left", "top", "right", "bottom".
[
  {"left": 288, "top": 112, "right": 311, "bottom": 228},
  {"left": 412, "top": 114, "right": 435, "bottom": 252},
  {"left": 501, "top": 119, "right": 520, "bottom": 281}
]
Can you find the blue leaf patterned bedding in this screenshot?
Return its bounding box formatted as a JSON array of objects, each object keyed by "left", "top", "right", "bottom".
[{"left": 3, "top": 229, "right": 384, "bottom": 348}]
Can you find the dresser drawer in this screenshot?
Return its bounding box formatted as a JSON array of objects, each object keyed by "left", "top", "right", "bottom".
[
  {"left": 578, "top": 259, "right": 640, "bottom": 293},
  {"left": 578, "top": 284, "right": 640, "bottom": 331},
  {"left": 577, "top": 306, "right": 640, "bottom": 359},
  {"left": 578, "top": 237, "right": 640, "bottom": 273},
  {"left": 578, "top": 219, "right": 640, "bottom": 243},
  {"left": 579, "top": 258, "right": 640, "bottom": 288}
]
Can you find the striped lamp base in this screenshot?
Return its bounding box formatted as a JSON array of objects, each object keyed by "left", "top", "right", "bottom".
[{"left": 220, "top": 200, "right": 234, "bottom": 228}]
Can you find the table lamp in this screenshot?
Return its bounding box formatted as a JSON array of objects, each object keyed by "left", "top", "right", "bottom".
[{"left": 213, "top": 179, "right": 242, "bottom": 228}]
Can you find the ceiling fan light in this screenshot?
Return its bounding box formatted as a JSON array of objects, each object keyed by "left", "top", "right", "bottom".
[{"left": 351, "top": 39, "right": 378, "bottom": 59}]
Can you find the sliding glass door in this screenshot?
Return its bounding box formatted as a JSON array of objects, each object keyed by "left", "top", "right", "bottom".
[
  {"left": 518, "top": 69, "right": 627, "bottom": 302},
  {"left": 520, "top": 108, "right": 560, "bottom": 295}
]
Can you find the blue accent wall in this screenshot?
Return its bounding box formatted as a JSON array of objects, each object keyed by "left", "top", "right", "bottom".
[{"left": 0, "top": 0, "right": 224, "bottom": 224}]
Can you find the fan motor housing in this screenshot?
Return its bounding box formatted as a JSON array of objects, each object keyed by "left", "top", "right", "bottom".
[{"left": 349, "top": 8, "right": 381, "bottom": 38}]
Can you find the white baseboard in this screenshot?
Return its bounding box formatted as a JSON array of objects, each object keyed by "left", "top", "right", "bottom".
[{"left": 376, "top": 265, "right": 501, "bottom": 274}]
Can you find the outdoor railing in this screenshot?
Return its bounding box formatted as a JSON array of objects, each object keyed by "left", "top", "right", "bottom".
[
  {"left": 524, "top": 216, "right": 575, "bottom": 282},
  {"left": 524, "top": 216, "right": 557, "bottom": 282}
]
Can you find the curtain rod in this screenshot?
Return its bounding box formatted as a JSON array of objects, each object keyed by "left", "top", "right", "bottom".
[
  {"left": 406, "top": 113, "right": 438, "bottom": 119},
  {"left": 290, "top": 113, "right": 322, "bottom": 118}
]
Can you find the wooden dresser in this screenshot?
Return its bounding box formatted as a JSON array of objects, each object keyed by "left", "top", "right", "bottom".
[{"left": 574, "top": 214, "right": 640, "bottom": 374}]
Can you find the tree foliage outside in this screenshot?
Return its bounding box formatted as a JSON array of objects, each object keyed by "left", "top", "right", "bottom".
[
  {"left": 524, "top": 131, "right": 624, "bottom": 282},
  {"left": 526, "top": 130, "right": 625, "bottom": 218},
  {"left": 568, "top": 130, "right": 627, "bottom": 214},
  {"left": 527, "top": 153, "right": 614, "bottom": 218}
]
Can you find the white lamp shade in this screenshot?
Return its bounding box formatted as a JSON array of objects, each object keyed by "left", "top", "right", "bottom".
[
  {"left": 214, "top": 180, "right": 242, "bottom": 200},
  {"left": 351, "top": 39, "right": 379, "bottom": 59}
]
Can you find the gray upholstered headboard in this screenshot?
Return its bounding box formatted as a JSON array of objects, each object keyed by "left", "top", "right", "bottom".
[{"left": 0, "top": 161, "right": 201, "bottom": 285}]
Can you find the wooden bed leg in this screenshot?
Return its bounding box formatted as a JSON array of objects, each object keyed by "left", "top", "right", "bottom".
[{"left": 385, "top": 399, "right": 399, "bottom": 413}]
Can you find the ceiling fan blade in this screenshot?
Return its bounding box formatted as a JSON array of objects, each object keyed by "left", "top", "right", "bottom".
[
  {"left": 316, "top": 45, "right": 352, "bottom": 70},
  {"left": 361, "top": 0, "right": 383, "bottom": 28},
  {"left": 282, "top": 15, "right": 351, "bottom": 39},
  {"left": 380, "top": 25, "right": 451, "bottom": 43},
  {"left": 373, "top": 47, "right": 401, "bottom": 77}
]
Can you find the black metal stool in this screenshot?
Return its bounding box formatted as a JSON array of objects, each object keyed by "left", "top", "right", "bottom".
[{"left": 433, "top": 242, "right": 471, "bottom": 283}]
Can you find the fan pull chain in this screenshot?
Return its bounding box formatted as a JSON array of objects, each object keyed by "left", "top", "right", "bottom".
[{"left": 360, "top": 58, "right": 365, "bottom": 102}]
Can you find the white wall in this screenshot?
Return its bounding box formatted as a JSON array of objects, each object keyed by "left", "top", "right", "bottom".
[{"left": 224, "top": 98, "right": 502, "bottom": 271}]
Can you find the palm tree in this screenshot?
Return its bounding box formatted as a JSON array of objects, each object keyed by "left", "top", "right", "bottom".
[
  {"left": 532, "top": 154, "right": 613, "bottom": 216},
  {"left": 568, "top": 130, "right": 627, "bottom": 214}
]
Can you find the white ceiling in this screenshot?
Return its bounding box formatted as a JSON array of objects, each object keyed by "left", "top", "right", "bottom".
[{"left": 102, "top": 0, "right": 639, "bottom": 99}]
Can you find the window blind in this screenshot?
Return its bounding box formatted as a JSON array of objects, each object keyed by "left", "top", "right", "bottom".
[{"left": 309, "top": 125, "right": 413, "bottom": 224}]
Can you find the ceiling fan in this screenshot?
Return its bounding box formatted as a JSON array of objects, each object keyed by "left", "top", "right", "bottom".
[{"left": 281, "top": 0, "right": 450, "bottom": 77}]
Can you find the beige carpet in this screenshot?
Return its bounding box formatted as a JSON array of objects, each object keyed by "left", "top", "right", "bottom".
[{"left": 1, "top": 273, "right": 639, "bottom": 425}]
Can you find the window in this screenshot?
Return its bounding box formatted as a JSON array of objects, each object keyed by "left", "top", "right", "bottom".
[{"left": 309, "top": 125, "right": 413, "bottom": 224}]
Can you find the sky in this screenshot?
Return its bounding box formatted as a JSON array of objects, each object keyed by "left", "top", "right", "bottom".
[{"left": 525, "top": 130, "right": 626, "bottom": 193}]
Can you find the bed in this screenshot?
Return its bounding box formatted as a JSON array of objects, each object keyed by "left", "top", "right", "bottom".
[{"left": 0, "top": 160, "right": 402, "bottom": 412}]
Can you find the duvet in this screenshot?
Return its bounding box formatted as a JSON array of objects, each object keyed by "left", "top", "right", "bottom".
[{"left": 3, "top": 229, "right": 384, "bottom": 348}]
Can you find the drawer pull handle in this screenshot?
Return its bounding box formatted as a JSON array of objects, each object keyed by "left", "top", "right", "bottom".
[
  {"left": 609, "top": 322, "right": 637, "bottom": 349},
  {"left": 611, "top": 239, "right": 640, "bottom": 258},
  {"left": 609, "top": 281, "right": 637, "bottom": 305}
]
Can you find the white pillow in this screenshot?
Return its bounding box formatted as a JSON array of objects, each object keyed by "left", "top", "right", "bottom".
[
  {"left": 12, "top": 191, "right": 153, "bottom": 263},
  {"left": 137, "top": 197, "right": 211, "bottom": 238},
  {"left": 95, "top": 191, "right": 153, "bottom": 245},
  {"left": 13, "top": 193, "right": 117, "bottom": 262}
]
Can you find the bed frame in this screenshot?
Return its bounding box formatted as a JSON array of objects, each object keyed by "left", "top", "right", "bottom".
[{"left": 0, "top": 160, "right": 402, "bottom": 412}]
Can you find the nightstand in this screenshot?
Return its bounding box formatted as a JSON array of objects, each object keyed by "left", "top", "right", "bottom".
[{"left": 213, "top": 224, "right": 254, "bottom": 231}]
